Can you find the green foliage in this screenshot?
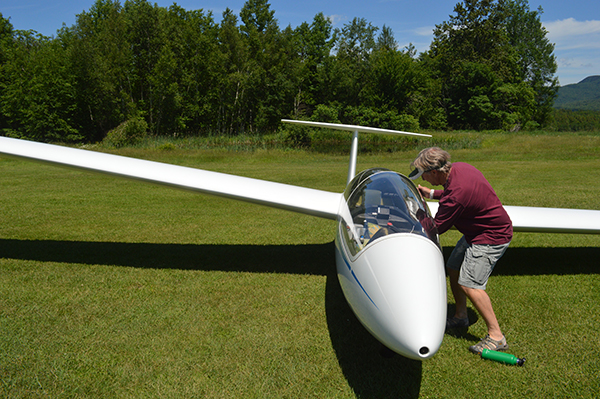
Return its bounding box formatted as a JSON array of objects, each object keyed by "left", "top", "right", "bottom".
[
  {"left": 426, "top": 0, "right": 556, "bottom": 130},
  {"left": 103, "top": 116, "right": 148, "bottom": 147},
  {"left": 310, "top": 104, "right": 341, "bottom": 124},
  {"left": 0, "top": 27, "right": 82, "bottom": 142},
  {"left": 0, "top": 0, "right": 566, "bottom": 141},
  {"left": 342, "top": 106, "right": 420, "bottom": 131},
  {"left": 157, "top": 142, "right": 177, "bottom": 151},
  {"left": 282, "top": 124, "right": 311, "bottom": 148},
  {"left": 504, "top": 0, "right": 559, "bottom": 124},
  {"left": 549, "top": 109, "right": 600, "bottom": 132}
]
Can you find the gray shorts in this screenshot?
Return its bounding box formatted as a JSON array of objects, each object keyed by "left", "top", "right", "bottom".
[{"left": 446, "top": 236, "right": 510, "bottom": 290}]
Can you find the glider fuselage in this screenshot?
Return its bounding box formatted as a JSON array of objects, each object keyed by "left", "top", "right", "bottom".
[{"left": 334, "top": 168, "right": 447, "bottom": 360}]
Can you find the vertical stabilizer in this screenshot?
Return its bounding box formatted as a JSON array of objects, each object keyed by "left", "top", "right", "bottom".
[{"left": 347, "top": 130, "right": 359, "bottom": 184}]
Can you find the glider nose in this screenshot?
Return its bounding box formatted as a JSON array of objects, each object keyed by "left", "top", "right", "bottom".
[
  {"left": 371, "top": 235, "right": 447, "bottom": 360},
  {"left": 336, "top": 233, "right": 447, "bottom": 360}
]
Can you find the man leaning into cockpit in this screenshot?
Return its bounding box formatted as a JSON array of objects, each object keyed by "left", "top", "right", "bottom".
[{"left": 410, "top": 146, "right": 513, "bottom": 355}]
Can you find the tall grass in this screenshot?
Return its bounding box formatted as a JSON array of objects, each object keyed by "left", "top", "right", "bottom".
[{"left": 1, "top": 133, "right": 599, "bottom": 398}]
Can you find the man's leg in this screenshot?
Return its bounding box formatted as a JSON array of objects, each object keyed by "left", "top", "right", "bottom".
[
  {"left": 446, "top": 237, "right": 469, "bottom": 322},
  {"left": 448, "top": 267, "right": 468, "bottom": 320},
  {"left": 462, "top": 286, "right": 503, "bottom": 341}
]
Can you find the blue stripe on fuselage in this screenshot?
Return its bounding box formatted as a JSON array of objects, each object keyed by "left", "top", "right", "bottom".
[{"left": 340, "top": 251, "right": 378, "bottom": 310}]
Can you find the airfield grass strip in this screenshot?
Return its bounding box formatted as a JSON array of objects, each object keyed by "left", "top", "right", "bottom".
[{"left": 1, "top": 133, "right": 599, "bottom": 398}]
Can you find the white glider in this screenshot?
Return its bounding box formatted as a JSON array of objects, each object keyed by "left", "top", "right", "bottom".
[{"left": 1, "top": 121, "right": 600, "bottom": 361}]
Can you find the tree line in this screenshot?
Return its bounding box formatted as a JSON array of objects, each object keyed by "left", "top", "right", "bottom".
[{"left": 0, "top": 0, "right": 560, "bottom": 143}]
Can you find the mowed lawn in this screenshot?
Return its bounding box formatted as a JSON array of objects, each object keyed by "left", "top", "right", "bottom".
[{"left": 1, "top": 133, "right": 599, "bottom": 398}]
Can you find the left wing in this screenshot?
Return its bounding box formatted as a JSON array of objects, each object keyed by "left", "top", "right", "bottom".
[
  {"left": 0, "top": 137, "right": 343, "bottom": 220},
  {"left": 427, "top": 202, "right": 600, "bottom": 234}
]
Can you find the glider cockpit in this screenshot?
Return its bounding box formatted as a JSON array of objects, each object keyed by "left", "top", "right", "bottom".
[{"left": 340, "top": 168, "right": 439, "bottom": 256}]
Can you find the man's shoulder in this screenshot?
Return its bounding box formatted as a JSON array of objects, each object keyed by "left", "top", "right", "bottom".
[
  {"left": 452, "top": 162, "right": 485, "bottom": 181},
  {"left": 453, "top": 162, "right": 478, "bottom": 172}
]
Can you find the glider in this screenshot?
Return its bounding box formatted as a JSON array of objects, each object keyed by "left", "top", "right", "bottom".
[{"left": 1, "top": 120, "right": 600, "bottom": 361}]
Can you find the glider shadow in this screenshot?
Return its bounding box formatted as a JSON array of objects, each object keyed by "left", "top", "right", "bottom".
[
  {"left": 442, "top": 246, "right": 600, "bottom": 276},
  {"left": 2, "top": 239, "right": 596, "bottom": 275},
  {"left": 0, "top": 238, "right": 422, "bottom": 398}
]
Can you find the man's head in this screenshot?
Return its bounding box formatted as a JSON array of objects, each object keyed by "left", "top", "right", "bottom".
[{"left": 409, "top": 147, "right": 452, "bottom": 184}]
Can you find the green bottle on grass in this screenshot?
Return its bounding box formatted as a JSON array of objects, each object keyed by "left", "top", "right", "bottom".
[{"left": 481, "top": 349, "right": 525, "bottom": 366}]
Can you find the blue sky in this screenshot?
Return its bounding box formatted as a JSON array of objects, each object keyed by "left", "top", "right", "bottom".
[{"left": 2, "top": 0, "right": 599, "bottom": 85}]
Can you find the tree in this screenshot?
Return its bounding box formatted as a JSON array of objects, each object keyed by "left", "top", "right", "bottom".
[
  {"left": 504, "top": 0, "right": 558, "bottom": 125},
  {"left": 329, "top": 18, "right": 378, "bottom": 109},
  {"left": 292, "top": 12, "right": 336, "bottom": 115},
  {"left": 217, "top": 8, "right": 248, "bottom": 135},
  {"left": 369, "top": 26, "right": 421, "bottom": 112},
  {"left": 239, "top": 0, "right": 276, "bottom": 36},
  {"left": 0, "top": 13, "right": 14, "bottom": 131},
  {"left": 123, "top": 0, "right": 164, "bottom": 128},
  {"left": 151, "top": 4, "right": 220, "bottom": 135},
  {"left": 427, "top": 0, "right": 519, "bottom": 129},
  {"left": 238, "top": 0, "right": 294, "bottom": 133},
  {"left": 65, "top": 0, "right": 131, "bottom": 141},
  {"left": 0, "top": 30, "right": 80, "bottom": 141},
  {"left": 426, "top": 0, "right": 557, "bottom": 130}
]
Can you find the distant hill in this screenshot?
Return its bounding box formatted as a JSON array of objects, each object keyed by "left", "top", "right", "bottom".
[{"left": 554, "top": 76, "right": 600, "bottom": 111}]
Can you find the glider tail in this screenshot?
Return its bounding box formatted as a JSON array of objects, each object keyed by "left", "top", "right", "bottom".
[{"left": 280, "top": 119, "right": 431, "bottom": 184}]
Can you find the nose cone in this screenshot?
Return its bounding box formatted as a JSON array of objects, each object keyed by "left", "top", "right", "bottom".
[{"left": 336, "top": 233, "right": 447, "bottom": 360}]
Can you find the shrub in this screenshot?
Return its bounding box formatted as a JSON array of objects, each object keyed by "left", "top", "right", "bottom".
[
  {"left": 103, "top": 117, "right": 148, "bottom": 147},
  {"left": 310, "top": 104, "right": 341, "bottom": 124},
  {"left": 282, "top": 125, "right": 311, "bottom": 148},
  {"left": 342, "top": 106, "right": 420, "bottom": 131},
  {"left": 157, "top": 142, "right": 177, "bottom": 151}
]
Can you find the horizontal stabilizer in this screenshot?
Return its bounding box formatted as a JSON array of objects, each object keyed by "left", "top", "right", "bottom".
[
  {"left": 0, "top": 137, "right": 343, "bottom": 220},
  {"left": 281, "top": 119, "right": 431, "bottom": 138}
]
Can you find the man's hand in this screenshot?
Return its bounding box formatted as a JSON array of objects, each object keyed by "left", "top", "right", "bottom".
[{"left": 417, "top": 184, "right": 431, "bottom": 199}]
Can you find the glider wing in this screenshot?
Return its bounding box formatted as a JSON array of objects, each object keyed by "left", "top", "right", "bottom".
[
  {"left": 0, "top": 137, "right": 342, "bottom": 220},
  {"left": 427, "top": 202, "right": 600, "bottom": 234}
]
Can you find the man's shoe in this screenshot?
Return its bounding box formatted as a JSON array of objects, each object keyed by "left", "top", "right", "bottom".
[
  {"left": 445, "top": 316, "right": 469, "bottom": 330},
  {"left": 469, "top": 334, "right": 508, "bottom": 354}
]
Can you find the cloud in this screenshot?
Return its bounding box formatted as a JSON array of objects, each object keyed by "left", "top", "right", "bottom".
[
  {"left": 543, "top": 18, "right": 600, "bottom": 85},
  {"left": 544, "top": 18, "right": 600, "bottom": 38},
  {"left": 413, "top": 26, "right": 435, "bottom": 37},
  {"left": 326, "top": 14, "right": 347, "bottom": 26},
  {"left": 544, "top": 18, "right": 600, "bottom": 50}
]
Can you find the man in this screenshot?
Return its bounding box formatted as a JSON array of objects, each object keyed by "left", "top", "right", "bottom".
[{"left": 409, "top": 147, "right": 513, "bottom": 354}]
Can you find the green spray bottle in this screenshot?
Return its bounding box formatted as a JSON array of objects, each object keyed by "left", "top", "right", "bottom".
[{"left": 481, "top": 349, "right": 526, "bottom": 366}]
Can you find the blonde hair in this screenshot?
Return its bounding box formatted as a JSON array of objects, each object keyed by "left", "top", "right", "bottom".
[{"left": 411, "top": 147, "right": 452, "bottom": 174}]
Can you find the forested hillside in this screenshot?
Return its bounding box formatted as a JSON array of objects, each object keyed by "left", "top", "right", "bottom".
[
  {"left": 0, "top": 0, "right": 558, "bottom": 142},
  {"left": 555, "top": 76, "right": 600, "bottom": 111}
]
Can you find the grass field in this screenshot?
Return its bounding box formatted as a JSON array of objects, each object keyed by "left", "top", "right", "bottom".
[{"left": 1, "top": 132, "right": 599, "bottom": 398}]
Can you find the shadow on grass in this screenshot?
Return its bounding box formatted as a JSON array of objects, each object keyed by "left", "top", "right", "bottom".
[
  {"left": 0, "top": 239, "right": 333, "bottom": 275},
  {"left": 2, "top": 240, "right": 598, "bottom": 398},
  {"left": 442, "top": 246, "right": 600, "bottom": 276},
  {"left": 325, "top": 269, "right": 423, "bottom": 398},
  {"left": 0, "top": 238, "right": 423, "bottom": 398},
  {"left": 2, "top": 239, "right": 597, "bottom": 276},
  {"left": 444, "top": 304, "right": 481, "bottom": 343}
]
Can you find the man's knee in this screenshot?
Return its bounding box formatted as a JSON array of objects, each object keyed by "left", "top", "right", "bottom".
[{"left": 460, "top": 285, "right": 482, "bottom": 296}]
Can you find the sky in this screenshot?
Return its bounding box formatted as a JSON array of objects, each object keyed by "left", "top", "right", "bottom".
[{"left": 2, "top": 0, "right": 599, "bottom": 85}]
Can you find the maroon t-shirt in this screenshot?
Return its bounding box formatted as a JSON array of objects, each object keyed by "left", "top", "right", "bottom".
[{"left": 431, "top": 162, "right": 512, "bottom": 245}]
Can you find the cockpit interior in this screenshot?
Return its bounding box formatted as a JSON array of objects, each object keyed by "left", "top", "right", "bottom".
[{"left": 340, "top": 168, "right": 439, "bottom": 256}]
